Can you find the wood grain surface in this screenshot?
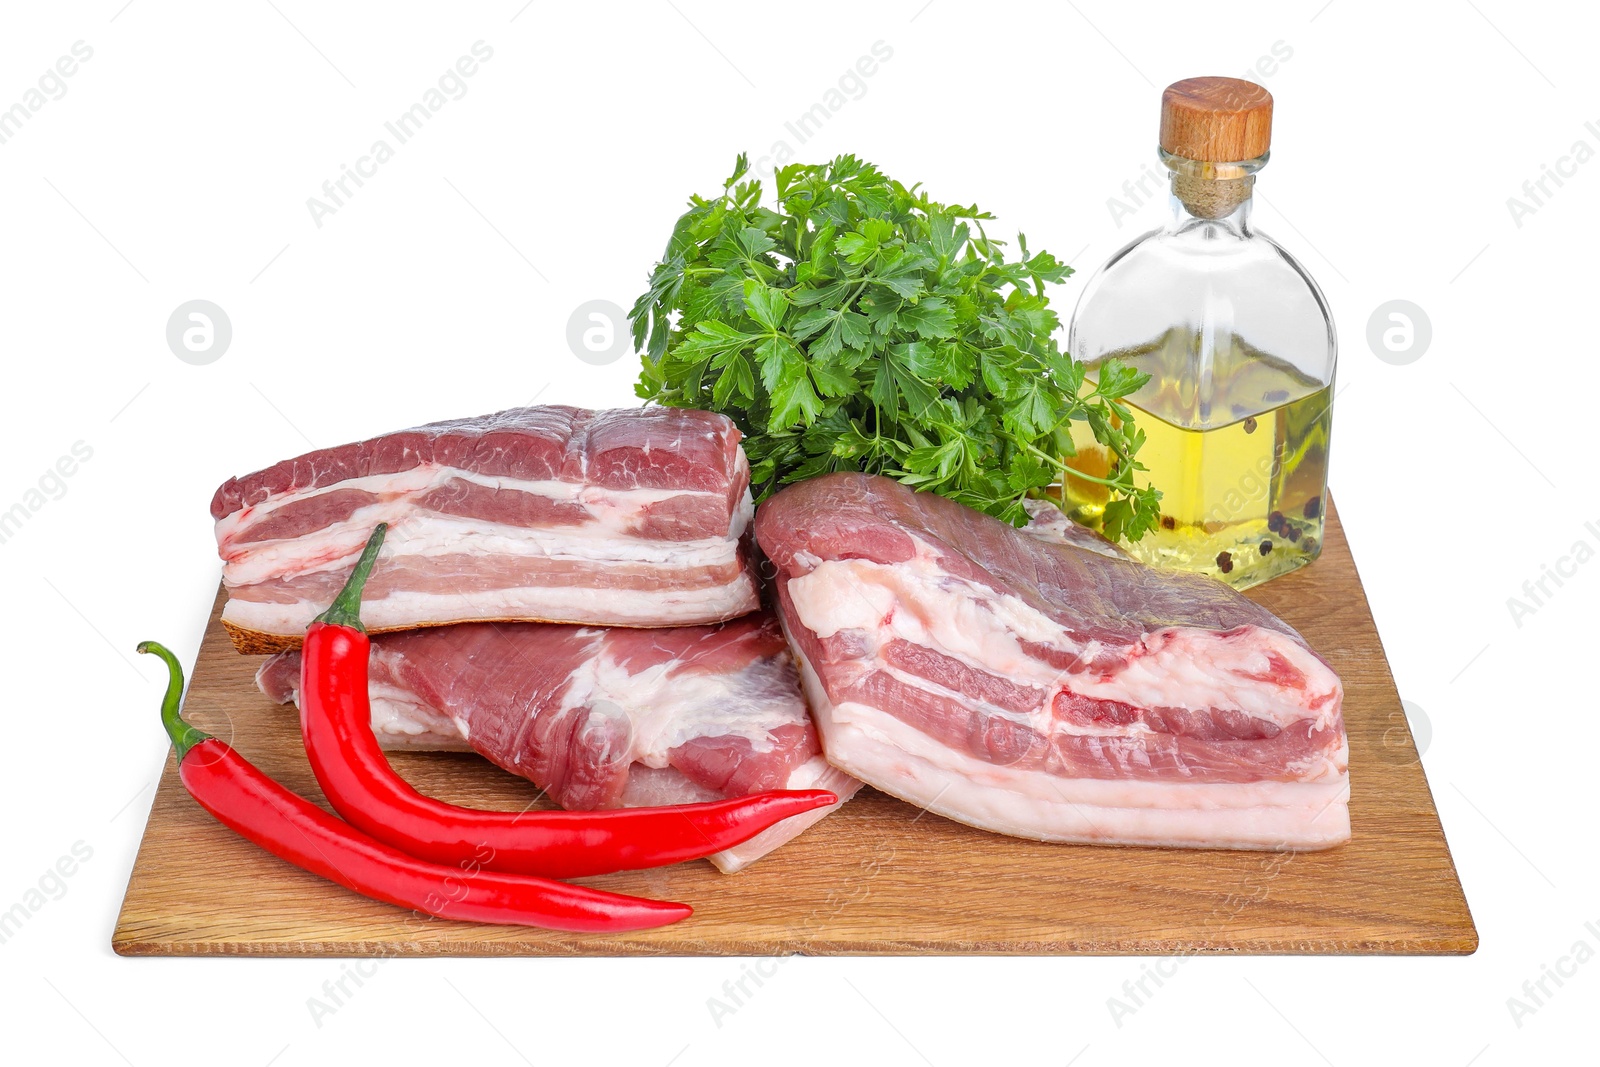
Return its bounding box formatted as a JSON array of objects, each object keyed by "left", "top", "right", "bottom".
[
  {"left": 1160, "top": 76, "right": 1274, "bottom": 161},
  {"left": 112, "top": 501, "right": 1477, "bottom": 956}
]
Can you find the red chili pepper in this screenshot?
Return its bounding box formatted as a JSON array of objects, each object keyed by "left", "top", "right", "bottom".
[
  {"left": 137, "top": 640, "right": 691, "bottom": 932},
  {"left": 299, "top": 524, "right": 837, "bottom": 879}
]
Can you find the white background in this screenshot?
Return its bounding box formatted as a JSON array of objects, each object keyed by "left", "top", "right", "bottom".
[{"left": 1, "top": 1, "right": 1595, "bottom": 1063}]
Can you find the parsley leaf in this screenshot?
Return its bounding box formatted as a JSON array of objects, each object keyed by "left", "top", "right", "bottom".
[{"left": 631, "top": 154, "right": 1159, "bottom": 537}]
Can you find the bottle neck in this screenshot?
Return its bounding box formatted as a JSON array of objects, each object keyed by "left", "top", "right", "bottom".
[
  {"left": 1169, "top": 174, "right": 1253, "bottom": 230},
  {"left": 1160, "top": 147, "right": 1266, "bottom": 234}
]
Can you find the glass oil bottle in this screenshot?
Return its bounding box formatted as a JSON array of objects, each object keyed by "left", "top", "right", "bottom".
[{"left": 1062, "top": 77, "right": 1336, "bottom": 590}]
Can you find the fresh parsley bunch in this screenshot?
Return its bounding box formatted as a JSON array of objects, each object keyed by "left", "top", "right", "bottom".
[{"left": 631, "top": 153, "right": 1160, "bottom": 539}]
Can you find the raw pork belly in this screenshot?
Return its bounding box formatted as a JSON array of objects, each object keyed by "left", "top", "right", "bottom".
[
  {"left": 756, "top": 473, "right": 1349, "bottom": 851},
  {"left": 212, "top": 405, "right": 761, "bottom": 650},
  {"left": 257, "top": 612, "right": 860, "bottom": 872}
]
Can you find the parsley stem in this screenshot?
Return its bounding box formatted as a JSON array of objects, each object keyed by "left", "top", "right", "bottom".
[{"left": 1017, "top": 438, "right": 1129, "bottom": 489}]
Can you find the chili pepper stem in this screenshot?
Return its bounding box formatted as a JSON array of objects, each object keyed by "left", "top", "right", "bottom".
[
  {"left": 136, "top": 640, "right": 211, "bottom": 762},
  {"left": 314, "top": 523, "right": 389, "bottom": 631}
]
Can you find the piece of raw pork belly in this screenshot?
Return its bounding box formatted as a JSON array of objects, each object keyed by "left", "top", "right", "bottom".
[
  {"left": 211, "top": 405, "right": 761, "bottom": 652},
  {"left": 257, "top": 611, "right": 861, "bottom": 872},
  {"left": 755, "top": 472, "right": 1349, "bottom": 851}
]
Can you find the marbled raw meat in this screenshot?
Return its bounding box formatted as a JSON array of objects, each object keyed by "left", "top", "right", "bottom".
[
  {"left": 755, "top": 472, "right": 1349, "bottom": 851},
  {"left": 211, "top": 405, "right": 761, "bottom": 650}
]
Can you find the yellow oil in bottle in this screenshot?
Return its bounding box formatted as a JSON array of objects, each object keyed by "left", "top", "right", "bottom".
[{"left": 1057, "top": 329, "right": 1332, "bottom": 590}]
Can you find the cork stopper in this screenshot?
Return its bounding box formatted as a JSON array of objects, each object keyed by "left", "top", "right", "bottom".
[{"left": 1160, "top": 77, "right": 1273, "bottom": 162}]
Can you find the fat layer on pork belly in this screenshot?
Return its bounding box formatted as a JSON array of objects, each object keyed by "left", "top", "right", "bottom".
[
  {"left": 213, "top": 405, "right": 761, "bottom": 637},
  {"left": 756, "top": 472, "right": 1351, "bottom": 852},
  {"left": 257, "top": 612, "right": 862, "bottom": 873}
]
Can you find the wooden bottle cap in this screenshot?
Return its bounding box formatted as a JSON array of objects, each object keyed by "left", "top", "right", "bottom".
[{"left": 1160, "top": 77, "right": 1273, "bottom": 162}]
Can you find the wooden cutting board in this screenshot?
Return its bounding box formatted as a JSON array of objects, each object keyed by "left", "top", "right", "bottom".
[{"left": 113, "top": 501, "right": 1477, "bottom": 956}]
